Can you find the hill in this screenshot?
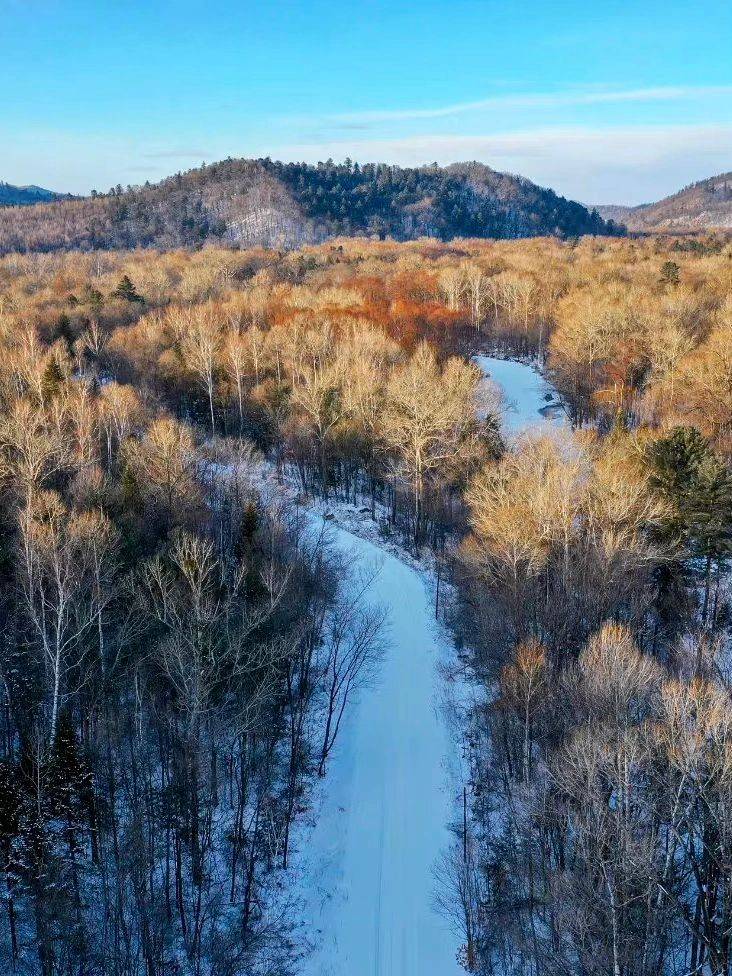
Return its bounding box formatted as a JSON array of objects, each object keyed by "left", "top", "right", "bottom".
[
  {"left": 597, "top": 172, "right": 732, "bottom": 232},
  {"left": 0, "top": 182, "right": 66, "bottom": 207},
  {"left": 0, "top": 158, "right": 619, "bottom": 254}
]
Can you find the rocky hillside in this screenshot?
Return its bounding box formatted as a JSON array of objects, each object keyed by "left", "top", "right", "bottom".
[
  {"left": 0, "top": 158, "right": 619, "bottom": 254},
  {"left": 597, "top": 172, "right": 732, "bottom": 232}
]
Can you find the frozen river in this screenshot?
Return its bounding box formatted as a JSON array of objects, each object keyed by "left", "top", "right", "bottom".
[
  {"left": 300, "top": 357, "right": 561, "bottom": 975},
  {"left": 475, "top": 354, "right": 565, "bottom": 437},
  {"left": 300, "top": 524, "right": 462, "bottom": 976}
]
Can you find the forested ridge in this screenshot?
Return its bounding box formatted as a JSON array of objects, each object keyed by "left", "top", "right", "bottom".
[
  {"left": 0, "top": 158, "right": 619, "bottom": 256},
  {"left": 598, "top": 170, "right": 732, "bottom": 232},
  {"left": 0, "top": 232, "right": 730, "bottom": 975},
  {"left": 0, "top": 185, "right": 67, "bottom": 208}
]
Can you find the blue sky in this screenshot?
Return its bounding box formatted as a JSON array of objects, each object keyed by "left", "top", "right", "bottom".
[{"left": 2, "top": 0, "right": 731, "bottom": 203}]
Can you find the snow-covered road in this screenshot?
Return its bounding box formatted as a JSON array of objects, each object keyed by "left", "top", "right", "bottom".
[{"left": 299, "top": 356, "right": 558, "bottom": 975}]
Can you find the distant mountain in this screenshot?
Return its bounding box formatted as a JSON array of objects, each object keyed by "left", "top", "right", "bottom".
[
  {"left": 0, "top": 158, "right": 620, "bottom": 255},
  {"left": 0, "top": 182, "right": 65, "bottom": 207},
  {"left": 597, "top": 172, "right": 732, "bottom": 232}
]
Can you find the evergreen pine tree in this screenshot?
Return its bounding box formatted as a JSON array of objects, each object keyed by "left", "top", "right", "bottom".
[
  {"left": 111, "top": 274, "right": 144, "bottom": 304},
  {"left": 647, "top": 426, "right": 732, "bottom": 630},
  {"left": 41, "top": 356, "right": 65, "bottom": 402},
  {"left": 81, "top": 283, "right": 104, "bottom": 312},
  {"left": 660, "top": 260, "right": 681, "bottom": 286}
]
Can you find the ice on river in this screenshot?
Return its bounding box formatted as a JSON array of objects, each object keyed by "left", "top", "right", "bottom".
[
  {"left": 299, "top": 523, "right": 463, "bottom": 976},
  {"left": 475, "top": 354, "right": 564, "bottom": 437}
]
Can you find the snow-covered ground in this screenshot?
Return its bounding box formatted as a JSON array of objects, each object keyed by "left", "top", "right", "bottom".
[
  {"left": 475, "top": 354, "right": 565, "bottom": 437},
  {"left": 296, "top": 356, "right": 563, "bottom": 975},
  {"left": 298, "top": 524, "right": 463, "bottom": 976}
]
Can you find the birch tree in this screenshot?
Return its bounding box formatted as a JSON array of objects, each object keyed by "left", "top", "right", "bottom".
[{"left": 18, "top": 492, "right": 118, "bottom": 744}]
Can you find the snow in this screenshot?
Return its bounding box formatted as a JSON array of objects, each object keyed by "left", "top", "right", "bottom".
[
  {"left": 295, "top": 356, "right": 564, "bottom": 975},
  {"left": 298, "top": 521, "right": 463, "bottom": 976},
  {"left": 474, "top": 354, "right": 565, "bottom": 438}
]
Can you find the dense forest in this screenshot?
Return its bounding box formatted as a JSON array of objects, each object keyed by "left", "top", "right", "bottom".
[
  {"left": 0, "top": 159, "right": 620, "bottom": 256},
  {"left": 0, "top": 185, "right": 66, "bottom": 208},
  {"left": 0, "top": 231, "right": 730, "bottom": 975}
]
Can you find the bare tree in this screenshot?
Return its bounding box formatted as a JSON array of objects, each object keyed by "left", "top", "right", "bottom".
[
  {"left": 384, "top": 343, "right": 485, "bottom": 548},
  {"left": 318, "top": 560, "right": 386, "bottom": 775},
  {"left": 174, "top": 304, "right": 223, "bottom": 436},
  {"left": 18, "top": 491, "right": 118, "bottom": 744}
]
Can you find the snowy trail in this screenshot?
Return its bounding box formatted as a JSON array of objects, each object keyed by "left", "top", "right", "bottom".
[
  {"left": 299, "top": 356, "right": 559, "bottom": 975},
  {"left": 300, "top": 524, "right": 463, "bottom": 976}
]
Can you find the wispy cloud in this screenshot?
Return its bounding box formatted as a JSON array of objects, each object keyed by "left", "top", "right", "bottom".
[
  {"left": 311, "top": 85, "right": 732, "bottom": 125},
  {"left": 272, "top": 122, "right": 732, "bottom": 205}
]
